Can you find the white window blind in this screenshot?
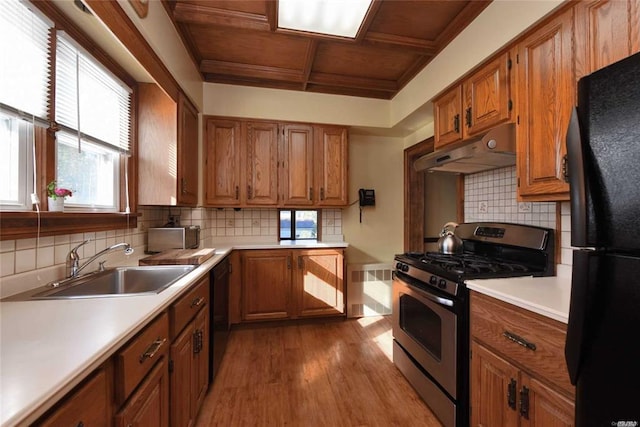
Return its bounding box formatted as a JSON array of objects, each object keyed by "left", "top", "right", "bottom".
[
  {"left": 0, "top": 0, "right": 52, "bottom": 120},
  {"left": 55, "top": 32, "right": 132, "bottom": 154}
]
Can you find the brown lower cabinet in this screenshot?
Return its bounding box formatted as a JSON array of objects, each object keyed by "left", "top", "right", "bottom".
[
  {"left": 240, "top": 249, "right": 345, "bottom": 322},
  {"left": 470, "top": 291, "right": 575, "bottom": 426},
  {"left": 34, "top": 277, "right": 210, "bottom": 427}
]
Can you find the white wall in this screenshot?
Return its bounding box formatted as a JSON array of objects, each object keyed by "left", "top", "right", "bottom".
[{"left": 343, "top": 135, "right": 404, "bottom": 264}]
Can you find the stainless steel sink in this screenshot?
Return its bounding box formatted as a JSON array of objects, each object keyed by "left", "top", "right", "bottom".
[{"left": 12, "top": 265, "right": 195, "bottom": 300}]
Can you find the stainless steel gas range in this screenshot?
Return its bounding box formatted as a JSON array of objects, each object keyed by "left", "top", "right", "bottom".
[{"left": 392, "top": 222, "right": 555, "bottom": 427}]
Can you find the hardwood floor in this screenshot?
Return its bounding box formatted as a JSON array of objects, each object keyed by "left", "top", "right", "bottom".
[{"left": 196, "top": 316, "right": 442, "bottom": 426}]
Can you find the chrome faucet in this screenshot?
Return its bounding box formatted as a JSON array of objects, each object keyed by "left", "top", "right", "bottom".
[{"left": 66, "top": 240, "right": 134, "bottom": 278}]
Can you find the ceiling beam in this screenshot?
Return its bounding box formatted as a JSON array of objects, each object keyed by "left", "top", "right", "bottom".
[
  {"left": 172, "top": 2, "right": 270, "bottom": 31},
  {"left": 302, "top": 40, "right": 319, "bottom": 91},
  {"left": 200, "top": 60, "right": 304, "bottom": 83},
  {"left": 355, "top": 0, "right": 383, "bottom": 43},
  {"left": 364, "top": 32, "right": 438, "bottom": 55},
  {"left": 308, "top": 72, "right": 397, "bottom": 92}
]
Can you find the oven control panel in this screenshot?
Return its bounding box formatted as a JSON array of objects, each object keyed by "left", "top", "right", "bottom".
[{"left": 394, "top": 261, "right": 459, "bottom": 297}]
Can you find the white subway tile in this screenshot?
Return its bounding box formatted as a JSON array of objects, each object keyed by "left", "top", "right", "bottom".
[
  {"left": 0, "top": 240, "right": 15, "bottom": 253},
  {"left": 15, "top": 249, "right": 36, "bottom": 273},
  {"left": 0, "top": 252, "right": 15, "bottom": 277},
  {"left": 36, "top": 246, "right": 55, "bottom": 269}
]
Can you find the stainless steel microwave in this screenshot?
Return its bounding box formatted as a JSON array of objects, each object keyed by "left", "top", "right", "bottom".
[{"left": 147, "top": 226, "right": 200, "bottom": 253}]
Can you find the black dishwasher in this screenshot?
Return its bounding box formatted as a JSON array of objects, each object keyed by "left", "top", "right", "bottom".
[{"left": 209, "top": 256, "right": 230, "bottom": 382}]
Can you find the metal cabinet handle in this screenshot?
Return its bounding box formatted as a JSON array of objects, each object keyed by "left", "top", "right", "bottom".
[
  {"left": 287, "top": 256, "right": 292, "bottom": 269},
  {"left": 193, "top": 329, "right": 203, "bottom": 354},
  {"left": 181, "top": 178, "right": 187, "bottom": 194},
  {"left": 297, "top": 256, "right": 303, "bottom": 269},
  {"left": 235, "top": 186, "right": 239, "bottom": 200},
  {"left": 503, "top": 330, "right": 537, "bottom": 351},
  {"left": 465, "top": 107, "right": 472, "bottom": 127},
  {"left": 562, "top": 154, "right": 569, "bottom": 182},
  {"left": 247, "top": 185, "right": 252, "bottom": 199},
  {"left": 507, "top": 378, "right": 517, "bottom": 410},
  {"left": 320, "top": 187, "right": 325, "bottom": 200},
  {"left": 139, "top": 337, "right": 167, "bottom": 363},
  {"left": 453, "top": 114, "right": 460, "bottom": 133},
  {"left": 190, "top": 296, "right": 205, "bottom": 308},
  {"left": 309, "top": 187, "right": 313, "bottom": 200},
  {"left": 519, "top": 386, "right": 530, "bottom": 419}
]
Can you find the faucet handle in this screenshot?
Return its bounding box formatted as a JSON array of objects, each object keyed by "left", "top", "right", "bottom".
[
  {"left": 98, "top": 261, "right": 107, "bottom": 271},
  {"left": 70, "top": 239, "right": 91, "bottom": 256}
]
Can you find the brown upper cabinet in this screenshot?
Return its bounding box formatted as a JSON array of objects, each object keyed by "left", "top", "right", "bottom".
[
  {"left": 515, "top": 8, "right": 574, "bottom": 201},
  {"left": 204, "top": 118, "right": 242, "bottom": 206},
  {"left": 138, "top": 84, "right": 199, "bottom": 206},
  {"left": 204, "top": 117, "right": 348, "bottom": 208},
  {"left": 574, "top": 0, "right": 640, "bottom": 81},
  {"left": 434, "top": 51, "right": 513, "bottom": 149}
]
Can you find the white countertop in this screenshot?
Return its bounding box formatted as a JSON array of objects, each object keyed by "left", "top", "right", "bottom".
[
  {"left": 0, "top": 241, "right": 348, "bottom": 426},
  {"left": 466, "top": 275, "right": 572, "bottom": 324}
]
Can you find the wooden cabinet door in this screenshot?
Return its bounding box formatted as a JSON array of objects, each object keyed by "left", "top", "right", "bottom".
[
  {"left": 241, "top": 250, "right": 292, "bottom": 321},
  {"left": 314, "top": 126, "right": 348, "bottom": 206},
  {"left": 177, "top": 92, "right": 199, "bottom": 206},
  {"left": 115, "top": 358, "right": 169, "bottom": 427},
  {"left": 463, "top": 52, "right": 512, "bottom": 136},
  {"left": 193, "top": 307, "right": 209, "bottom": 416},
  {"left": 516, "top": 9, "right": 573, "bottom": 200},
  {"left": 574, "top": 0, "right": 640, "bottom": 81},
  {"left": 39, "top": 368, "right": 111, "bottom": 427},
  {"left": 137, "top": 83, "right": 178, "bottom": 205},
  {"left": 295, "top": 250, "right": 344, "bottom": 317},
  {"left": 245, "top": 121, "right": 279, "bottom": 206},
  {"left": 471, "top": 342, "right": 521, "bottom": 427},
  {"left": 204, "top": 118, "right": 242, "bottom": 206},
  {"left": 520, "top": 374, "right": 575, "bottom": 427},
  {"left": 434, "top": 85, "right": 463, "bottom": 148},
  {"left": 170, "top": 322, "right": 194, "bottom": 427},
  {"left": 281, "top": 124, "right": 314, "bottom": 206}
]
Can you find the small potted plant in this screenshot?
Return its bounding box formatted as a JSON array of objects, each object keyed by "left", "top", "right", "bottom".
[{"left": 47, "top": 181, "right": 73, "bottom": 212}]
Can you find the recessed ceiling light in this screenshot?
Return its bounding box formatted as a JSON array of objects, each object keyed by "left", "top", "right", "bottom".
[{"left": 278, "top": 0, "right": 373, "bottom": 38}]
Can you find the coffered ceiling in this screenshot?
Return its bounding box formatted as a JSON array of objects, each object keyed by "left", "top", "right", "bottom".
[{"left": 164, "top": 0, "right": 491, "bottom": 99}]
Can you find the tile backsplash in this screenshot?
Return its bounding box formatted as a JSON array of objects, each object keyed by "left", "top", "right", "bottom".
[
  {"left": 464, "top": 166, "right": 556, "bottom": 229},
  {"left": 464, "top": 165, "right": 572, "bottom": 276},
  {"left": 0, "top": 207, "right": 343, "bottom": 297}
]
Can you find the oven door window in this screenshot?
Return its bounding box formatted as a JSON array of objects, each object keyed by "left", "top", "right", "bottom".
[{"left": 399, "top": 293, "right": 442, "bottom": 361}]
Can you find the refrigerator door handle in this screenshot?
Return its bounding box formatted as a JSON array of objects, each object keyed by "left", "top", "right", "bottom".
[
  {"left": 565, "top": 250, "right": 598, "bottom": 385},
  {"left": 566, "top": 108, "right": 589, "bottom": 247}
]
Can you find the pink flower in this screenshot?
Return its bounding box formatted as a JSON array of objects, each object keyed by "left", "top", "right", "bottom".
[{"left": 54, "top": 188, "right": 73, "bottom": 198}]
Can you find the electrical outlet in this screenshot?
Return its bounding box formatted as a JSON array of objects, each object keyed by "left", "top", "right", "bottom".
[
  {"left": 226, "top": 219, "right": 235, "bottom": 227},
  {"left": 518, "top": 202, "right": 532, "bottom": 213},
  {"left": 478, "top": 201, "right": 488, "bottom": 213}
]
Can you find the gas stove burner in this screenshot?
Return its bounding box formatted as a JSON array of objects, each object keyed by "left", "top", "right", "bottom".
[{"left": 417, "top": 252, "right": 532, "bottom": 275}]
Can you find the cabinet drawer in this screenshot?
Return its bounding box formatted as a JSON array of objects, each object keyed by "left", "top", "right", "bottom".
[
  {"left": 170, "top": 276, "right": 209, "bottom": 339},
  {"left": 115, "top": 312, "right": 169, "bottom": 405},
  {"left": 470, "top": 291, "right": 573, "bottom": 395},
  {"left": 39, "top": 368, "right": 110, "bottom": 426}
]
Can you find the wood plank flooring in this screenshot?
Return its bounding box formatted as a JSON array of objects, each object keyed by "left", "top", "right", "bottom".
[{"left": 196, "top": 316, "right": 442, "bottom": 426}]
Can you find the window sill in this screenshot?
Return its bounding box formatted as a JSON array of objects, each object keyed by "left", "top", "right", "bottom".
[{"left": 0, "top": 211, "right": 139, "bottom": 241}]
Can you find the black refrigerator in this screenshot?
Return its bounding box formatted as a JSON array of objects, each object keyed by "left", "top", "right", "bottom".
[{"left": 565, "top": 51, "right": 640, "bottom": 425}]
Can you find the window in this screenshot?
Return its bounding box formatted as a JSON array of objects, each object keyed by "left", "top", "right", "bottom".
[
  {"left": 55, "top": 33, "right": 132, "bottom": 211},
  {"left": 0, "top": 113, "right": 34, "bottom": 210},
  {"left": 0, "top": 0, "right": 51, "bottom": 211},
  {"left": 280, "top": 210, "right": 318, "bottom": 240}
]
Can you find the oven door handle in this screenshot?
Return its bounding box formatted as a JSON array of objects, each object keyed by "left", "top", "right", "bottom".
[{"left": 410, "top": 284, "right": 454, "bottom": 307}]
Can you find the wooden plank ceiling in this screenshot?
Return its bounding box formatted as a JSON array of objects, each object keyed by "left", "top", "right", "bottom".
[{"left": 165, "top": 0, "right": 491, "bottom": 99}]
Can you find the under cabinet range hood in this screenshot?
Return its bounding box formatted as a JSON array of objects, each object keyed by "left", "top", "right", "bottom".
[{"left": 414, "top": 123, "right": 516, "bottom": 174}]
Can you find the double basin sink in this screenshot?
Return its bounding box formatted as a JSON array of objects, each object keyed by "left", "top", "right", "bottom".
[{"left": 6, "top": 265, "right": 195, "bottom": 300}]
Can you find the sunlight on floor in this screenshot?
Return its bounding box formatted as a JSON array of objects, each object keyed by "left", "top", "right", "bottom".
[{"left": 357, "top": 315, "right": 394, "bottom": 361}]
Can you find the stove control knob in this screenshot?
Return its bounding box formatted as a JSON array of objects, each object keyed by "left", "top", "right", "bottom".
[
  {"left": 429, "top": 276, "right": 438, "bottom": 285},
  {"left": 402, "top": 264, "right": 409, "bottom": 272},
  {"left": 395, "top": 262, "right": 402, "bottom": 270},
  {"left": 438, "top": 279, "right": 447, "bottom": 289}
]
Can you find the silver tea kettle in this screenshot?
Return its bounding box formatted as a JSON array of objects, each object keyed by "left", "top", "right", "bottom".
[{"left": 438, "top": 222, "right": 463, "bottom": 254}]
